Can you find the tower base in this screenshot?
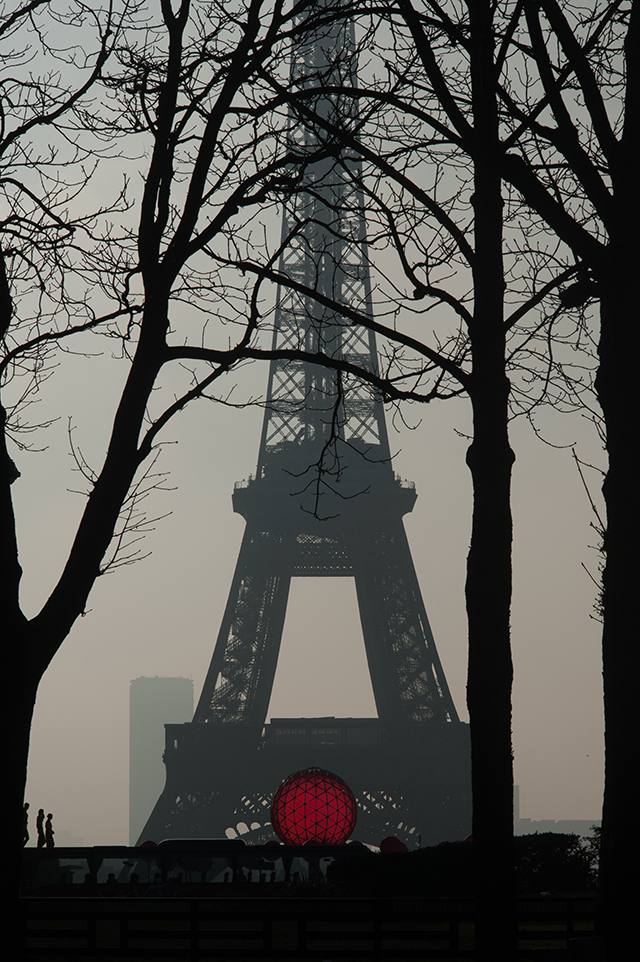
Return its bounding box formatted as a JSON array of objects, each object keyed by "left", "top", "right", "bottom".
[{"left": 139, "top": 717, "right": 471, "bottom": 848}]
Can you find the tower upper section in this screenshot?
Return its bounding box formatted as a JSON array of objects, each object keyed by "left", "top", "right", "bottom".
[{"left": 257, "top": 11, "right": 391, "bottom": 479}]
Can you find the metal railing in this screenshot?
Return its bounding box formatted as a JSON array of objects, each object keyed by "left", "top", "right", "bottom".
[{"left": 21, "top": 895, "right": 597, "bottom": 959}]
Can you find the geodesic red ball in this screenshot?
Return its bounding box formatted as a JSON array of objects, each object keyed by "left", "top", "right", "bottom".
[{"left": 270, "top": 767, "right": 357, "bottom": 845}]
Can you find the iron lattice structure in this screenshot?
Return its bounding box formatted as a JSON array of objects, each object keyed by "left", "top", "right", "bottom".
[{"left": 140, "top": 11, "right": 470, "bottom": 848}]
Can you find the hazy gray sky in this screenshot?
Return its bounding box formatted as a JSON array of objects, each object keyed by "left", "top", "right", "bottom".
[
  {"left": 19, "top": 347, "right": 604, "bottom": 845},
  {"left": 9, "top": 0, "right": 606, "bottom": 847}
]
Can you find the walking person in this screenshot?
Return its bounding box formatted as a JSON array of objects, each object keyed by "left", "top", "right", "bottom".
[
  {"left": 36, "top": 809, "right": 45, "bottom": 849},
  {"left": 23, "top": 802, "right": 30, "bottom": 846},
  {"left": 44, "top": 813, "right": 55, "bottom": 849}
]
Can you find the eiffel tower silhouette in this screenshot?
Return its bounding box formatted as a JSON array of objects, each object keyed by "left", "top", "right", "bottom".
[{"left": 139, "top": 10, "right": 470, "bottom": 848}]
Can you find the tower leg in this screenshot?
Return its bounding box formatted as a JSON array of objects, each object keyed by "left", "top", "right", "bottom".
[
  {"left": 194, "top": 525, "right": 293, "bottom": 732},
  {"left": 353, "top": 523, "right": 459, "bottom": 725}
]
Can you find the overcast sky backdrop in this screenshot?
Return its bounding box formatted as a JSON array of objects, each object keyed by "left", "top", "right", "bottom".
[
  {"left": 7, "top": 0, "right": 608, "bottom": 847},
  {"left": 18, "top": 342, "right": 605, "bottom": 845}
]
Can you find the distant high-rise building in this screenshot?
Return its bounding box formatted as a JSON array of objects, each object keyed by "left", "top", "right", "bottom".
[{"left": 129, "top": 677, "right": 193, "bottom": 845}]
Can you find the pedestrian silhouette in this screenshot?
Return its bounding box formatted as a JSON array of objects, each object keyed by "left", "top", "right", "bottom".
[
  {"left": 36, "top": 809, "right": 45, "bottom": 849},
  {"left": 45, "top": 813, "right": 55, "bottom": 849},
  {"left": 23, "top": 802, "right": 29, "bottom": 846}
]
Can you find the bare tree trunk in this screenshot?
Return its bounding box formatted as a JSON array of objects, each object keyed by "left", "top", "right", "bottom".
[
  {"left": 596, "top": 267, "right": 640, "bottom": 957},
  {"left": 3, "top": 638, "right": 40, "bottom": 938},
  {"left": 1, "top": 394, "right": 29, "bottom": 903},
  {"left": 466, "top": 2, "right": 516, "bottom": 957},
  {"left": 466, "top": 378, "right": 516, "bottom": 961},
  {"left": 596, "top": 12, "right": 640, "bottom": 952}
]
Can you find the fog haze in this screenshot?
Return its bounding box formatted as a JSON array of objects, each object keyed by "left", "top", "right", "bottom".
[{"left": 19, "top": 354, "right": 604, "bottom": 845}]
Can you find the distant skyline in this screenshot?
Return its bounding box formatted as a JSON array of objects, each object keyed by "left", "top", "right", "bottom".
[{"left": 21, "top": 357, "right": 604, "bottom": 845}]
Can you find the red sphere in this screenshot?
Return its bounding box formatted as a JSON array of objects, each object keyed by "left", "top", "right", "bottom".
[{"left": 270, "top": 767, "right": 357, "bottom": 845}]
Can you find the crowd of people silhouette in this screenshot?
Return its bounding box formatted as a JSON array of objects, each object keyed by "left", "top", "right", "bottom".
[{"left": 23, "top": 803, "right": 54, "bottom": 848}]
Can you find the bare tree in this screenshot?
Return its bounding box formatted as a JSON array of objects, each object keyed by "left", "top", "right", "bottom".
[
  {"left": 272, "top": 3, "right": 625, "bottom": 955},
  {"left": 1, "top": 0, "right": 354, "bottom": 903},
  {"left": 1, "top": 0, "right": 137, "bottom": 899},
  {"left": 209, "top": 4, "right": 595, "bottom": 957},
  {"left": 491, "top": 2, "right": 639, "bottom": 955}
]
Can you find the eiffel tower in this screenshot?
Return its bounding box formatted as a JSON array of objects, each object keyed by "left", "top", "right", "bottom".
[{"left": 139, "top": 9, "right": 470, "bottom": 848}]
